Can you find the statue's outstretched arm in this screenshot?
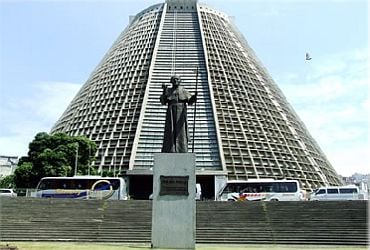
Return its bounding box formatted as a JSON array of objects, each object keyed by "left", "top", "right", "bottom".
[
  {"left": 188, "top": 92, "right": 197, "bottom": 105},
  {"left": 160, "top": 84, "right": 168, "bottom": 105}
]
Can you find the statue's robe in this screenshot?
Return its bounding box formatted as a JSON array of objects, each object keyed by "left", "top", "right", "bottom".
[{"left": 160, "top": 86, "right": 196, "bottom": 153}]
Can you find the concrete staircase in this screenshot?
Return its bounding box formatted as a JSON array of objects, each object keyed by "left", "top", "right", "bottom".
[
  {"left": 0, "top": 198, "right": 368, "bottom": 245},
  {"left": 0, "top": 198, "right": 151, "bottom": 243},
  {"left": 196, "top": 201, "right": 368, "bottom": 245}
]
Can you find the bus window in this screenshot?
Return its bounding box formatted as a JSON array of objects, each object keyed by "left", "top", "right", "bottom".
[
  {"left": 286, "top": 182, "right": 298, "bottom": 192},
  {"left": 339, "top": 188, "right": 358, "bottom": 194},
  {"left": 271, "top": 182, "right": 297, "bottom": 193},
  {"left": 38, "top": 180, "right": 47, "bottom": 190},
  {"left": 327, "top": 188, "right": 339, "bottom": 194},
  {"left": 316, "top": 189, "right": 326, "bottom": 195}
]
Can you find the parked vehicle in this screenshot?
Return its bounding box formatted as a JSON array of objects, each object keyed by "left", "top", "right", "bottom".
[
  {"left": 217, "top": 179, "right": 305, "bottom": 201},
  {"left": 310, "top": 185, "right": 366, "bottom": 201},
  {"left": 33, "top": 176, "right": 128, "bottom": 200},
  {"left": 0, "top": 188, "right": 17, "bottom": 197}
]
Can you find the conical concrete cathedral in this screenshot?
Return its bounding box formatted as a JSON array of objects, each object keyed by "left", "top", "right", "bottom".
[{"left": 51, "top": 0, "right": 342, "bottom": 198}]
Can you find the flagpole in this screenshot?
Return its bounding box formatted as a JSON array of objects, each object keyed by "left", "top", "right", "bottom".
[{"left": 192, "top": 67, "right": 198, "bottom": 153}]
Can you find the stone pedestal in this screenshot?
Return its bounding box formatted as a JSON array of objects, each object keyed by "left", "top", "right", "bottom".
[{"left": 151, "top": 153, "right": 196, "bottom": 249}]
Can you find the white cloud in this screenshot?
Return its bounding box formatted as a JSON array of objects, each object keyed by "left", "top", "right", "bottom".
[
  {"left": 24, "top": 82, "right": 80, "bottom": 121},
  {"left": 311, "top": 60, "right": 347, "bottom": 79},
  {"left": 311, "top": 48, "right": 368, "bottom": 79},
  {"left": 284, "top": 75, "right": 347, "bottom": 102},
  {"left": 327, "top": 145, "right": 370, "bottom": 177},
  {"left": 278, "top": 48, "right": 369, "bottom": 176},
  {"left": 362, "top": 97, "right": 370, "bottom": 112},
  {"left": 0, "top": 82, "right": 81, "bottom": 157}
]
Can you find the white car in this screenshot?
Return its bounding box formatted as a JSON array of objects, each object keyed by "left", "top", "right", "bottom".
[{"left": 0, "top": 189, "right": 17, "bottom": 197}]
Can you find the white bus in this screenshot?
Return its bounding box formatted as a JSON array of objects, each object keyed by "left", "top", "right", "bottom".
[
  {"left": 218, "top": 179, "right": 306, "bottom": 201},
  {"left": 33, "top": 176, "right": 128, "bottom": 200},
  {"left": 310, "top": 185, "right": 367, "bottom": 201}
]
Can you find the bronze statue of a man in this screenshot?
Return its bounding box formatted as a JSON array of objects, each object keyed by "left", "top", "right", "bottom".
[{"left": 160, "top": 75, "right": 197, "bottom": 153}]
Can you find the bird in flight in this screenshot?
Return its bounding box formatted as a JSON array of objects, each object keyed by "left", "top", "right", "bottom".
[{"left": 306, "top": 52, "right": 312, "bottom": 60}]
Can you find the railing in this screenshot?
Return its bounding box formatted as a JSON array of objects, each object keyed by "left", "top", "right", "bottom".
[{"left": 12, "top": 188, "right": 37, "bottom": 197}]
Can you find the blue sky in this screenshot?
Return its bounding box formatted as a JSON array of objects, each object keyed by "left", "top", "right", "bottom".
[{"left": 0, "top": 0, "right": 368, "bottom": 176}]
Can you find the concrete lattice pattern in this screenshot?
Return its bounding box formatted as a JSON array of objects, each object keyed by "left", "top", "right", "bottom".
[{"left": 51, "top": 0, "right": 342, "bottom": 191}]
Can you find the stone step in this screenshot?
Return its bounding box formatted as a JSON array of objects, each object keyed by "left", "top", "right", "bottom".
[{"left": 0, "top": 198, "right": 368, "bottom": 245}]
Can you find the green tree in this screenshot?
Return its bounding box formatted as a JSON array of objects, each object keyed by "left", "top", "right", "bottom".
[
  {"left": 13, "top": 132, "right": 97, "bottom": 188},
  {"left": 13, "top": 162, "right": 37, "bottom": 188},
  {"left": 0, "top": 175, "right": 15, "bottom": 188}
]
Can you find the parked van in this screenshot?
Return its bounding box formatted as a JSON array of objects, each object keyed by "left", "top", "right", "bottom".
[{"left": 310, "top": 185, "right": 366, "bottom": 201}]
